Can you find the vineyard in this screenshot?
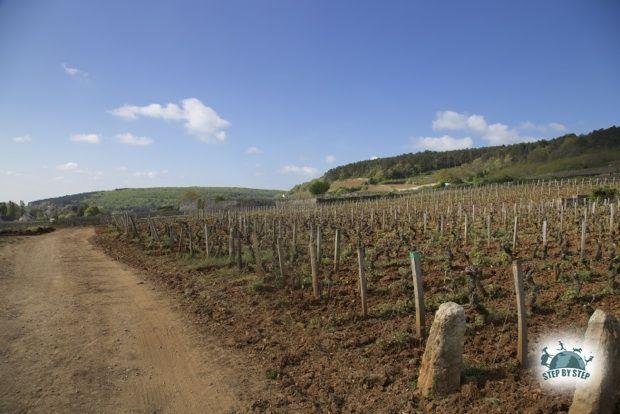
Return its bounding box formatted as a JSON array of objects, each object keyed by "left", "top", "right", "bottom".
[{"left": 99, "top": 177, "right": 619, "bottom": 413}]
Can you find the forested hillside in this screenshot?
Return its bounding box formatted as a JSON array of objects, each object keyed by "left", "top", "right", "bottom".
[
  {"left": 29, "top": 187, "right": 285, "bottom": 212},
  {"left": 324, "top": 127, "right": 619, "bottom": 182}
]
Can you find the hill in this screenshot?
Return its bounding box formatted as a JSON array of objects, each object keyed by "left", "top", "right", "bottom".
[
  {"left": 30, "top": 187, "right": 285, "bottom": 212},
  {"left": 292, "top": 126, "right": 620, "bottom": 196}
]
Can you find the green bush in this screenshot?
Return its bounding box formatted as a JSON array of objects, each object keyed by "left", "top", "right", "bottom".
[
  {"left": 591, "top": 187, "right": 617, "bottom": 201},
  {"left": 308, "top": 180, "right": 330, "bottom": 195},
  {"left": 83, "top": 206, "right": 101, "bottom": 216}
]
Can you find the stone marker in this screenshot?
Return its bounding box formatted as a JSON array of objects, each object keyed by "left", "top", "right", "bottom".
[
  {"left": 417, "top": 302, "right": 466, "bottom": 397},
  {"left": 569, "top": 309, "right": 620, "bottom": 414}
]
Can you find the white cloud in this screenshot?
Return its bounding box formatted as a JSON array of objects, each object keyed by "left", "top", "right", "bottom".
[
  {"left": 116, "top": 132, "right": 153, "bottom": 146},
  {"left": 62, "top": 63, "right": 88, "bottom": 79},
  {"left": 520, "top": 121, "right": 567, "bottom": 133},
  {"left": 413, "top": 135, "right": 474, "bottom": 151},
  {"left": 12, "top": 135, "right": 31, "bottom": 143},
  {"left": 432, "top": 110, "right": 547, "bottom": 145},
  {"left": 133, "top": 169, "right": 168, "bottom": 179},
  {"left": 109, "top": 98, "right": 230, "bottom": 143},
  {"left": 280, "top": 165, "right": 319, "bottom": 176},
  {"left": 70, "top": 133, "right": 101, "bottom": 144},
  {"left": 115, "top": 166, "right": 129, "bottom": 172},
  {"left": 519, "top": 121, "right": 536, "bottom": 130},
  {"left": 1, "top": 170, "right": 23, "bottom": 177},
  {"left": 56, "top": 162, "right": 79, "bottom": 171},
  {"left": 245, "top": 146, "right": 262, "bottom": 155},
  {"left": 325, "top": 154, "right": 337, "bottom": 164},
  {"left": 370, "top": 156, "right": 379, "bottom": 160},
  {"left": 548, "top": 122, "right": 567, "bottom": 132},
  {"left": 483, "top": 123, "right": 518, "bottom": 145},
  {"left": 432, "top": 110, "right": 486, "bottom": 132}
]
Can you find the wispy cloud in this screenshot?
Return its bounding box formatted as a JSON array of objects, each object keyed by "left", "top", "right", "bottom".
[
  {"left": 109, "top": 98, "right": 230, "bottom": 143},
  {"left": 116, "top": 132, "right": 153, "bottom": 146},
  {"left": 12, "top": 135, "right": 32, "bottom": 143},
  {"left": 280, "top": 165, "right": 319, "bottom": 176},
  {"left": 70, "top": 133, "right": 101, "bottom": 144},
  {"left": 133, "top": 169, "right": 169, "bottom": 178},
  {"left": 325, "top": 154, "right": 336, "bottom": 164},
  {"left": 56, "top": 162, "right": 79, "bottom": 171},
  {"left": 520, "top": 121, "right": 567, "bottom": 133},
  {"left": 61, "top": 62, "right": 89, "bottom": 80},
  {"left": 53, "top": 162, "right": 102, "bottom": 180},
  {"left": 413, "top": 135, "right": 474, "bottom": 151},
  {"left": 245, "top": 146, "right": 262, "bottom": 155},
  {"left": 1, "top": 170, "right": 24, "bottom": 177}
]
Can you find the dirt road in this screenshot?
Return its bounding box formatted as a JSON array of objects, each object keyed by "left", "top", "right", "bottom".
[{"left": 0, "top": 228, "right": 260, "bottom": 413}]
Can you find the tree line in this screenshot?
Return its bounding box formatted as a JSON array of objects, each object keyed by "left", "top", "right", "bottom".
[
  {"left": 323, "top": 126, "right": 620, "bottom": 182},
  {"left": 0, "top": 201, "right": 26, "bottom": 220}
]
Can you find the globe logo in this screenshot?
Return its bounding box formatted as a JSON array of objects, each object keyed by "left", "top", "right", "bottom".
[
  {"left": 540, "top": 341, "right": 593, "bottom": 382},
  {"left": 549, "top": 351, "right": 586, "bottom": 370}
]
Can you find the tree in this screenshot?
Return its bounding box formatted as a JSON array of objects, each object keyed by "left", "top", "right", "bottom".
[
  {"left": 6, "top": 201, "right": 18, "bottom": 219},
  {"left": 308, "top": 180, "right": 330, "bottom": 196},
  {"left": 77, "top": 204, "right": 88, "bottom": 217},
  {"left": 84, "top": 206, "right": 101, "bottom": 216},
  {"left": 0, "top": 202, "right": 6, "bottom": 217}
]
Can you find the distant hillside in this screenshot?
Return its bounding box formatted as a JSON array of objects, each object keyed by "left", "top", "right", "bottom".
[
  {"left": 30, "top": 187, "right": 285, "bottom": 212},
  {"left": 292, "top": 126, "right": 620, "bottom": 196}
]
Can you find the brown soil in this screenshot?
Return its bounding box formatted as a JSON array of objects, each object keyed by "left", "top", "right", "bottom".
[
  {"left": 0, "top": 228, "right": 265, "bottom": 413},
  {"left": 4, "top": 224, "right": 615, "bottom": 413},
  {"left": 92, "top": 224, "right": 620, "bottom": 413}
]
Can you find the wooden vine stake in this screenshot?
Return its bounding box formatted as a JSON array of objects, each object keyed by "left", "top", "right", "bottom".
[
  {"left": 333, "top": 228, "right": 341, "bottom": 273},
  {"left": 486, "top": 214, "right": 491, "bottom": 247},
  {"left": 357, "top": 245, "right": 368, "bottom": 317},
  {"left": 410, "top": 251, "right": 425, "bottom": 339},
  {"left": 512, "top": 260, "right": 528, "bottom": 368},
  {"left": 463, "top": 214, "right": 468, "bottom": 246},
  {"left": 203, "top": 224, "right": 210, "bottom": 258},
  {"left": 316, "top": 226, "right": 322, "bottom": 264},
  {"left": 290, "top": 223, "right": 297, "bottom": 264},
  {"left": 276, "top": 236, "right": 285, "bottom": 283},
  {"left": 512, "top": 216, "right": 519, "bottom": 251},
  {"left": 236, "top": 228, "right": 242, "bottom": 270},
  {"left": 228, "top": 225, "right": 234, "bottom": 263},
  {"left": 309, "top": 239, "right": 321, "bottom": 300},
  {"left": 186, "top": 223, "right": 194, "bottom": 255},
  {"left": 580, "top": 219, "right": 587, "bottom": 259}
]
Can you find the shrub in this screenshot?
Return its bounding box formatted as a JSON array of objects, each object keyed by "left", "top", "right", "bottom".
[
  {"left": 590, "top": 187, "right": 617, "bottom": 201},
  {"left": 308, "top": 180, "right": 330, "bottom": 195},
  {"left": 84, "top": 206, "right": 101, "bottom": 216}
]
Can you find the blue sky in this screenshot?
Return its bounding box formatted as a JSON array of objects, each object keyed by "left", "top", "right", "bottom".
[{"left": 1, "top": 0, "right": 619, "bottom": 202}]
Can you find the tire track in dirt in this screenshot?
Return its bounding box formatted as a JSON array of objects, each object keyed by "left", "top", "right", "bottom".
[{"left": 0, "top": 228, "right": 261, "bottom": 413}]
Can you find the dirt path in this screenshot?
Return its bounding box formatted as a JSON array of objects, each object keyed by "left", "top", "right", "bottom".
[{"left": 0, "top": 228, "right": 261, "bottom": 413}]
